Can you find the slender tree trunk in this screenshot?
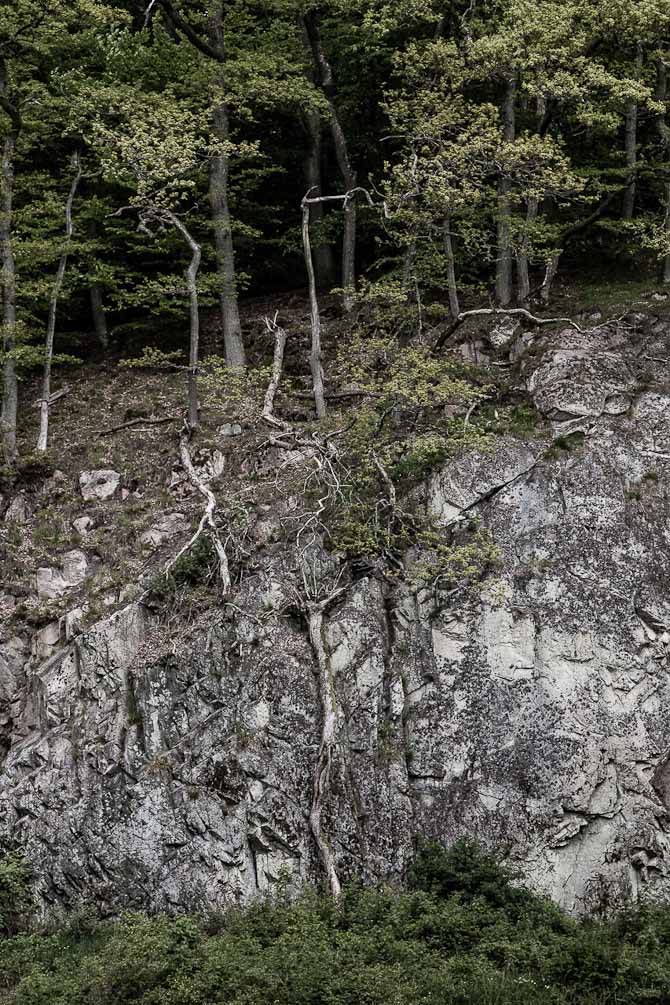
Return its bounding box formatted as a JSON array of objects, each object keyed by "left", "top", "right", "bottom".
[
  {"left": 167, "top": 212, "right": 202, "bottom": 430},
  {"left": 37, "top": 153, "right": 82, "bottom": 453},
  {"left": 0, "top": 131, "right": 18, "bottom": 463},
  {"left": 303, "top": 107, "right": 336, "bottom": 289},
  {"left": 302, "top": 195, "right": 326, "bottom": 419},
  {"left": 622, "top": 45, "right": 643, "bottom": 221},
  {"left": 540, "top": 253, "right": 561, "bottom": 304},
  {"left": 87, "top": 220, "right": 109, "bottom": 348},
  {"left": 208, "top": 2, "right": 245, "bottom": 368},
  {"left": 517, "top": 97, "right": 545, "bottom": 305},
  {"left": 654, "top": 58, "right": 670, "bottom": 282},
  {"left": 443, "top": 216, "right": 460, "bottom": 318},
  {"left": 663, "top": 184, "right": 670, "bottom": 284},
  {"left": 209, "top": 100, "right": 245, "bottom": 367},
  {"left": 304, "top": 11, "right": 357, "bottom": 312},
  {"left": 495, "top": 76, "right": 516, "bottom": 306},
  {"left": 89, "top": 283, "right": 108, "bottom": 348}
]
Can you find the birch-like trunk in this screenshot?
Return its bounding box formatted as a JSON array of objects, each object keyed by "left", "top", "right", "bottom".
[
  {"left": 495, "top": 76, "right": 516, "bottom": 306},
  {"left": 89, "top": 283, "right": 108, "bottom": 348},
  {"left": 37, "top": 153, "right": 82, "bottom": 452},
  {"left": 302, "top": 195, "right": 327, "bottom": 419}
]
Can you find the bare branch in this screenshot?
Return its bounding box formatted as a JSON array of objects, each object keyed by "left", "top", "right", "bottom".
[
  {"left": 432, "top": 307, "right": 622, "bottom": 353},
  {"left": 261, "top": 314, "right": 288, "bottom": 428},
  {"left": 164, "top": 427, "right": 231, "bottom": 595}
]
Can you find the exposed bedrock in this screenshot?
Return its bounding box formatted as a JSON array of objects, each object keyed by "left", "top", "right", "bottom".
[{"left": 2, "top": 316, "right": 670, "bottom": 915}]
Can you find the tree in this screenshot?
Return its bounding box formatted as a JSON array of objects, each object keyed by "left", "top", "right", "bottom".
[{"left": 92, "top": 89, "right": 209, "bottom": 429}]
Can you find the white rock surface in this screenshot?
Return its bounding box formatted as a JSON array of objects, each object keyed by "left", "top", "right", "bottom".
[
  {"left": 36, "top": 550, "right": 88, "bottom": 600},
  {"left": 79, "top": 469, "right": 121, "bottom": 501},
  {"left": 140, "top": 513, "right": 188, "bottom": 549}
]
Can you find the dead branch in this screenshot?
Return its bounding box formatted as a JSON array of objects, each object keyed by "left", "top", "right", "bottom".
[
  {"left": 97, "top": 415, "right": 181, "bottom": 437},
  {"left": 261, "top": 313, "right": 289, "bottom": 428},
  {"left": 32, "top": 385, "right": 70, "bottom": 408},
  {"left": 164, "top": 427, "right": 231, "bottom": 595},
  {"left": 432, "top": 306, "right": 623, "bottom": 353}
]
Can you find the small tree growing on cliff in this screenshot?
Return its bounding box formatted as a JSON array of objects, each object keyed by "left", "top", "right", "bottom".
[{"left": 91, "top": 88, "right": 208, "bottom": 430}]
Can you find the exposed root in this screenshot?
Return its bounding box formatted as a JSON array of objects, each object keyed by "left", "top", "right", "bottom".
[
  {"left": 301, "top": 581, "right": 347, "bottom": 898},
  {"left": 261, "top": 314, "right": 288, "bottom": 428},
  {"left": 432, "top": 306, "right": 628, "bottom": 353},
  {"left": 164, "top": 427, "right": 231, "bottom": 595}
]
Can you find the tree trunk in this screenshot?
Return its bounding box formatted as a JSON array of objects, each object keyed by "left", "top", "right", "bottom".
[
  {"left": 622, "top": 45, "right": 643, "bottom": 221},
  {"left": 209, "top": 100, "right": 245, "bottom": 367},
  {"left": 517, "top": 98, "right": 546, "bottom": 305},
  {"left": 443, "top": 216, "right": 460, "bottom": 318},
  {"left": 663, "top": 183, "right": 670, "bottom": 285},
  {"left": 304, "top": 11, "right": 357, "bottom": 312},
  {"left": 302, "top": 195, "right": 326, "bottom": 419},
  {"left": 540, "top": 253, "right": 561, "bottom": 304},
  {"left": 208, "top": 2, "right": 245, "bottom": 368},
  {"left": 303, "top": 107, "right": 336, "bottom": 289},
  {"left": 89, "top": 283, "right": 108, "bottom": 348},
  {"left": 655, "top": 58, "right": 670, "bottom": 282},
  {"left": 167, "top": 212, "right": 202, "bottom": 430},
  {"left": 0, "top": 131, "right": 18, "bottom": 463},
  {"left": 37, "top": 153, "right": 82, "bottom": 452},
  {"left": 495, "top": 76, "right": 516, "bottom": 306}
]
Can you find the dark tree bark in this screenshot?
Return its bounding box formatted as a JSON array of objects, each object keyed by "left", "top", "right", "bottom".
[
  {"left": 655, "top": 58, "right": 670, "bottom": 283},
  {"left": 443, "top": 217, "right": 460, "bottom": 318},
  {"left": 0, "top": 56, "right": 20, "bottom": 463},
  {"left": 302, "top": 106, "right": 336, "bottom": 289},
  {"left": 166, "top": 212, "right": 202, "bottom": 431},
  {"left": 495, "top": 76, "right": 516, "bottom": 306},
  {"left": 303, "top": 11, "right": 357, "bottom": 312},
  {"left": 158, "top": 0, "right": 245, "bottom": 367},
  {"left": 37, "top": 152, "right": 82, "bottom": 452},
  {"left": 622, "top": 45, "right": 643, "bottom": 221}
]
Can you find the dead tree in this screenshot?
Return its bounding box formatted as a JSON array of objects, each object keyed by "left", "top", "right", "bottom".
[
  {"left": 261, "top": 314, "right": 288, "bottom": 427},
  {"left": 302, "top": 187, "right": 374, "bottom": 419},
  {"left": 37, "top": 152, "right": 82, "bottom": 453}
]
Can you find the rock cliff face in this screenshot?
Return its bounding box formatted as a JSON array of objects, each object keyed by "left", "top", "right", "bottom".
[{"left": 2, "top": 314, "right": 670, "bottom": 916}]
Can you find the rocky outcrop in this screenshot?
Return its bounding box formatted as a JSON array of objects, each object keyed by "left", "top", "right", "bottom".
[{"left": 1, "top": 314, "right": 670, "bottom": 917}]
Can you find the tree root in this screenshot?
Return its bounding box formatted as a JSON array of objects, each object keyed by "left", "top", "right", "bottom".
[
  {"left": 164, "top": 427, "right": 231, "bottom": 594},
  {"left": 303, "top": 584, "right": 347, "bottom": 898}
]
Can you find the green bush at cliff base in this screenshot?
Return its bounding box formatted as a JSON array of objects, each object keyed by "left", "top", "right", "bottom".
[{"left": 2, "top": 840, "right": 670, "bottom": 1004}]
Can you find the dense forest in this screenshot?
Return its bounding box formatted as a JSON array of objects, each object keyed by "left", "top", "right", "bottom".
[{"left": 1, "top": 0, "right": 670, "bottom": 464}]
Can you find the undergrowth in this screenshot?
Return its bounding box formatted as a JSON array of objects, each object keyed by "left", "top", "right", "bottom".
[{"left": 1, "top": 841, "right": 669, "bottom": 1004}]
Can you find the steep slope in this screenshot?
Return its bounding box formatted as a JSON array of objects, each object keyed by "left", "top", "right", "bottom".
[{"left": 1, "top": 310, "right": 670, "bottom": 916}]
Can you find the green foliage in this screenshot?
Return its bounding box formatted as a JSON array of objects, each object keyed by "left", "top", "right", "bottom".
[
  {"left": 0, "top": 853, "right": 32, "bottom": 935},
  {"left": 7, "top": 842, "right": 670, "bottom": 1004}
]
